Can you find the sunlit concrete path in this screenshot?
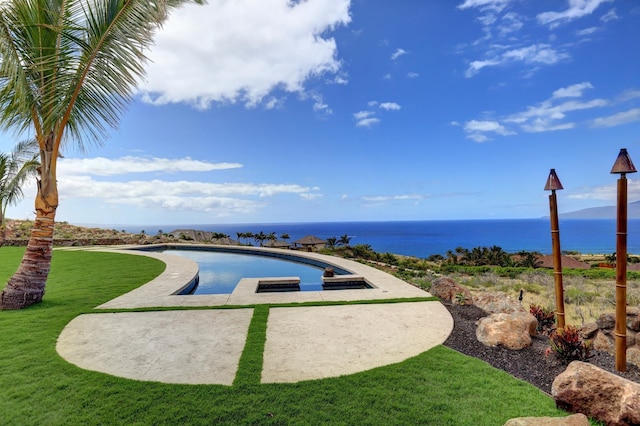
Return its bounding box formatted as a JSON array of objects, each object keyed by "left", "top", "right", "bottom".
[{"left": 56, "top": 246, "right": 453, "bottom": 385}]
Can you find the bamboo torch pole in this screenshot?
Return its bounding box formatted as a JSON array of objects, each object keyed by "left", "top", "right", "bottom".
[
  {"left": 545, "top": 169, "right": 565, "bottom": 330},
  {"left": 611, "top": 148, "right": 636, "bottom": 372}
]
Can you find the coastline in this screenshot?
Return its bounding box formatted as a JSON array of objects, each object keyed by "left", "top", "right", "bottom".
[{"left": 4, "top": 218, "right": 640, "bottom": 257}]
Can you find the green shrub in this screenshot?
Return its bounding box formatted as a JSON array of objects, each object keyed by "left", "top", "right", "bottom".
[
  {"left": 564, "top": 288, "right": 598, "bottom": 304},
  {"left": 547, "top": 325, "right": 591, "bottom": 363},
  {"left": 520, "top": 283, "right": 545, "bottom": 294}
]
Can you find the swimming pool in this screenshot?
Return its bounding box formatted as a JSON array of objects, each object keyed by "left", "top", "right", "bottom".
[{"left": 159, "top": 247, "right": 361, "bottom": 295}]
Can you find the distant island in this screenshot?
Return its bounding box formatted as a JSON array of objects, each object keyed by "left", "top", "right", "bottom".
[{"left": 558, "top": 200, "right": 640, "bottom": 219}]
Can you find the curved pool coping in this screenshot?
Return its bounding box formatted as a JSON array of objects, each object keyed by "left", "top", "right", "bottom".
[{"left": 96, "top": 244, "right": 433, "bottom": 309}]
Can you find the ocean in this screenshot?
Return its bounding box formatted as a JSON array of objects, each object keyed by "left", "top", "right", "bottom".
[{"left": 124, "top": 219, "right": 640, "bottom": 259}]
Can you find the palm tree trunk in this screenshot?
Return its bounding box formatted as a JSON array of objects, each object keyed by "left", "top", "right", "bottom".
[
  {"left": 0, "top": 220, "right": 5, "bottom": 248},
  {"left": 0, "top": 209, "right": 55, "bottom": 309},
  {"left": 0, "top": 152, "right": 57, "bottom": 310}
]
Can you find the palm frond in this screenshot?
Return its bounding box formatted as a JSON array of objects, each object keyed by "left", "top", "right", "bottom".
[
  {"left": 0, "top": 137, "right": 39, "bottom": 213},
  {"left": 0, "top": 0, "right": 205, "bottom": 152}
]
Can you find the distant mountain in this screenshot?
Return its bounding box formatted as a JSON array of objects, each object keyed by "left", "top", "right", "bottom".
[{"left": 558, "top": 200, "right": 640, "bottom": 219}]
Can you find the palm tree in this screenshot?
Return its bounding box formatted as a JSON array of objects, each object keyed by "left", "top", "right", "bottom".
[
  {"left": 254, "top": 231, "right": 267, "bottom": 247},
  {"left": 267, "top": 232, "right": 277, "bottom": 244},
  {"left": 338, "top": 234, "right": 351, "bottom": 247},
  {"left": 0, "top": 0, "right": 204, "bottom": 310},
  {"left": 0, "top": 139, "right": 39, "bottom": 246},
  {"left": 326, "top": 237, "right": 337, "bottom": 249}
]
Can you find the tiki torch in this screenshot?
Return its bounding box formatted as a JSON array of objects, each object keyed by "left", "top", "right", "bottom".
[
  {"left": 545, "top": 169, "right": 565, "bottom": 330},
  {"left": 611, "top": 148, "right": 636, "bottom": 372}
]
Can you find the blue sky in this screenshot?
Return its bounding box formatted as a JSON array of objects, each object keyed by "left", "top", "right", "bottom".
[{"left": 2, "top": 0, "right": 640, "bottom": 226}]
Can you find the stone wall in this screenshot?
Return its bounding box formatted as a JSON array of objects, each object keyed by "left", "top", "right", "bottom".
[{"left": 581, "top": 307, "right": 640, "bottom": 367}]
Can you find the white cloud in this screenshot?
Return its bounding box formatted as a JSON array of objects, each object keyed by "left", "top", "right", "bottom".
[
  {"left": 600, "top": 8, "right": 619, "bottom": 22},
  {"left": 379, "top": 102, "right": 401, "bottom": 111},
  {"left": 498, "top": 12, "right": 523, "bottom": 36},
  {"left": 463, "top": 119, "right": 515, "bottom": 142},
  {"left": 355, "top": 117, "right": 380, "bottom": 128},
  {"left": 138, "top": 0, "right": 351, "bottom": 109},
  {"left": 362, "top": 194, "right": 426, "bottom": 202},
  {"left": 353, "top": 110, "right": 375, "bottom": 120},
  {"left": 520, "top": 120, "right": 575, "bottom": 133},
  {"left": 39, "top": 157, "right": 322, "bottom": 218},
  {"left": 592, "top": 108, "right": 640, "bottom": 128},
  {"left": 569, "top": 180, "right": 640, "bottom": 202},
  {"left": 465, "top": 59, "right": 500, "bottom": 77},
  {"left": 617, "top": 90, "right": 640, "bottom": 102},
  {"left": 407, "top": 72, "right": 419, "bottom": 78},
  {"left": 575, "top": 26, "right": 599, "bottom": 37},
  {"left": 552, "top": 82, "right": 593, "bottom": 99},
  {"left": 353, "top": 101, "right": 400, "bottom": 127},
  {"left": 391, "top": 48, "right": 407, "bottom": 60},
  {"left": 501, "top": 44, "right": 568, "bottom": 64},
  {"left": 331, "top": 75, "right": 349, "bottom": 85},
  {"left": 457, "top": 0, "right": 513, "bottom": 13},
  {"left": 310, "top": 93, "right": 332, "bottom": 114},
  {"left": 466, "top": 43, "right": 568, "bottom": 77},
  {"left": 537, "top": 0, "right": 614, "bottom": 28},
  {"left": 464, "top": 120, "right": 513, "bottom": 135},
  {"left": 460, "top": 83, "right": 622, "bottom": 139},
  {"left": 63, "top": 178, "right": 306, "bottom": 211},
  {"left": 506, "top": 98, "right": 608, "bottom": 125},
  {"left": 58, "top": 157, "right": 242, "bottom": 176}
]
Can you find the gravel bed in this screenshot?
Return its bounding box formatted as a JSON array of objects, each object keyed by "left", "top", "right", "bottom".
[{"left": 441, "top": 301, "right": 640, "bottom": 394}]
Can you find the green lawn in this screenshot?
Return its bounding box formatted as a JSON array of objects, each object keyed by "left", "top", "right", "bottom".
[{"left": 0, "top": 247, "right": 569, "bottom": 425}]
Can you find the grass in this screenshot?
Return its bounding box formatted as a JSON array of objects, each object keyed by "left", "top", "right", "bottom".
[{"left": 0, "top": 247, "right": 570, "bottom": 425}]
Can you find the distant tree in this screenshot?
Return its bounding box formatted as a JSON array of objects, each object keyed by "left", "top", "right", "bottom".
[
  {"left": 338, "top": 234, "right": 352, "bottom": 247},
  {"left": 487, "top": 245, "right": 512, "bottom": 266},
  {"left": 280, "top": 233, "right": 290, "bottom": 243},
  {"left": 326, "top": 237, "right": 337, "bottom": 249},
  {"left": 254, "top": 231, "right": 267, "bottom": 247},
  {"left": 382, "top": 252, "right": 398, "bottom": 265},
  {"left": 351, "top": 244, "right": 375, "bottom": 260},
  {"left": 0, "top": 140, "right": 39, "bottom": 246},
  {"left": 604, "top": 253, "right": 616, "bottom": 264},
  {"left": 516, "top": 250, "right": 542, "bottom": 268}
]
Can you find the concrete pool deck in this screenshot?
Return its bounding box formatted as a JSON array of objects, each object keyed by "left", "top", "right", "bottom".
[{"left": 56, "top": 245, "right": 454, "bottom": 385}]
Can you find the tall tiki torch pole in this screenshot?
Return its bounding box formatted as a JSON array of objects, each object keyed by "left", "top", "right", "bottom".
[
  {"left": 611, "top": 148, "right": 636, "bottom": 372},
  {"left": 545, "top": 169, "right": 565, "bottom": 330}
]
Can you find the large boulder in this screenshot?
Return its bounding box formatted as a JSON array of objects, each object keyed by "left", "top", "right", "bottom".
[
  {"left": 476, "top": 312, "right": 537, "bottom": 350},
  {"left": 628, "top": 309, "right": 640, "bottom": 331},
  {"left": 503, "top": 414, "right": 589, "bottom": 426},
  {"left": 627, "top": 347, "right": 640, "bottom": 368},
  {"left": 596, "top": 313, "right": 615, "bottom": 330},
  {"left": 429, "top": 277, "right": 472, "bottom": 304},
  {"left": 552, "top": 361, "right": 640, "bottom": 426},
  {"left": 579, "top": 322, "right": 598, "bottom": 339},
  {"left": 473, "top": 292, "right": 528, "bottom": 315}
]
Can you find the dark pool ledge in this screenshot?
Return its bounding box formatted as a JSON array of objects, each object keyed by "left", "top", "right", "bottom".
[{"left": 93, "top": 244, "right": 432, "bottom": 309}]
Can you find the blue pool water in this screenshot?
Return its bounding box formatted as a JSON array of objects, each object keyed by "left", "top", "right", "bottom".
[{"left": 163, "top": 249, "right": 339, "bottom": 294}]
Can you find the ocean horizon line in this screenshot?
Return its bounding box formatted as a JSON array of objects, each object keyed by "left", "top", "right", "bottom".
[
  {"left": 83, "top": 217, "right": 616, "bottom": 230},
  {"left": 83, "top": 218, "right": 640, "bottom": 259}
]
